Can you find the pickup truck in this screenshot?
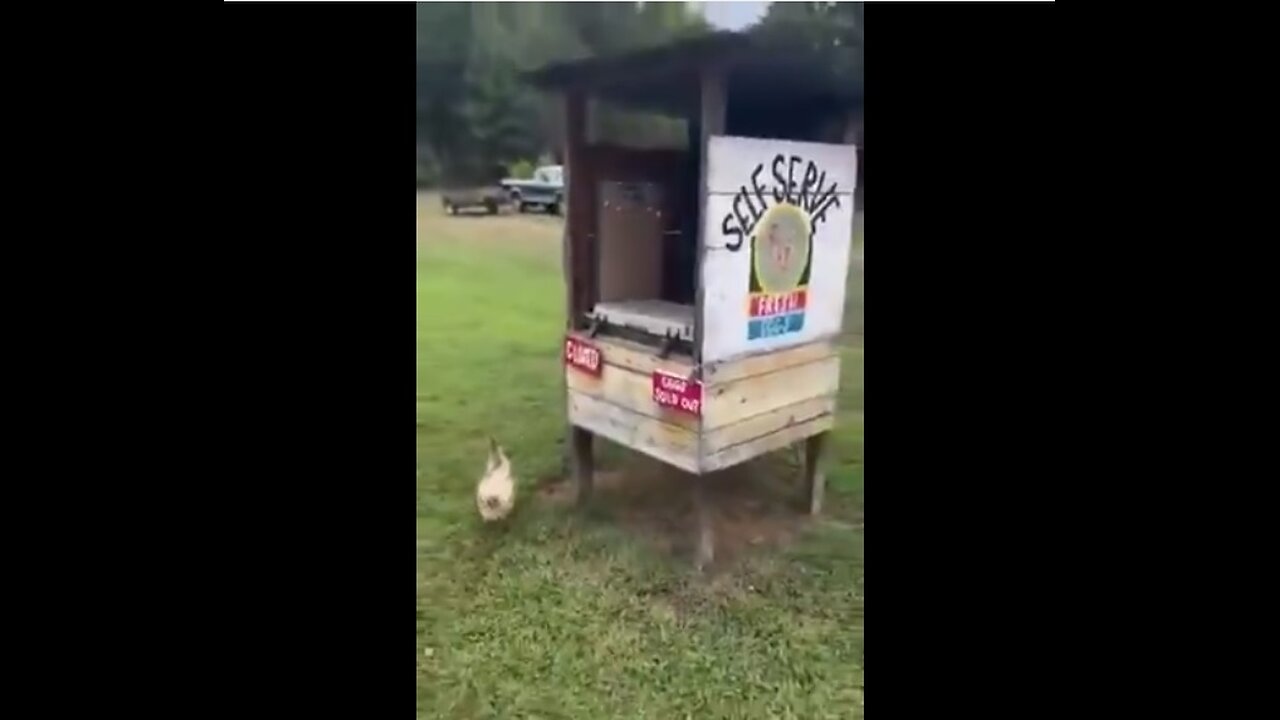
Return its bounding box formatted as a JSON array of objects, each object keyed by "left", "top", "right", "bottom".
[{"left": 500, "top": 165, "right": 564, "bottom": 215}]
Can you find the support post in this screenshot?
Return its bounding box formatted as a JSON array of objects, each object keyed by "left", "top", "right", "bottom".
[
  {"left": 561, "top": 91, "right": 590, "bottom": 480},
  {"left": 690, "top": 65, "right": 728, "bottom": 570},
  {"left": 693, "top": 476, "right": 714, "bottom": 571},
  {"left": 802, "top": 432, "right": 830, "bottom": 516},
  {"left": 571, "top": 426, "right": 594, "bottom": 507},
  {"left": 694, "top": 63, "right": 727, "bottom": 364},
  {"left": 563, "top": 90, "right": 590, "bottom": 326}
]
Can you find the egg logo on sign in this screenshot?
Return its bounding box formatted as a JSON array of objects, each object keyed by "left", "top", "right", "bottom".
[{"left": 745, "top": 201, "right": 815, "bottom": 342}]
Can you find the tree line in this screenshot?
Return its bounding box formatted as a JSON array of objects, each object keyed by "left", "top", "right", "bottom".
[{"left": 416, "top": 2, "right": 862, "bottom": 187}]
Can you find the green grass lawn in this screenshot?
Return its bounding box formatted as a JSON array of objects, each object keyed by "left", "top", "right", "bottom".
[{"left": 416, "top": 194, "right": 864, "bottom": 719}]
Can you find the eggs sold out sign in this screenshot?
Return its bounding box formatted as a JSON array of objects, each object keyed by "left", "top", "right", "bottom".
[{"left": 651, "top": 371, "right": 702, "bottom": 416}]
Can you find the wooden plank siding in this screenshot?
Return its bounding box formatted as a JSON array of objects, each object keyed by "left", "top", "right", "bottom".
[
  {"left": 567, "top": 391, "right": 699, "bottom": 473},
  {"left": 566, "top": 335, "right": 839, "bottom": 474},
  {"left": 565, "top": 334, "right": 700, "bottom": 472},
  {"left": 699, "top": 342, "right": 840, "bottom": 471},
  {"left": 701, "top": 355, "right": 841, "bottom": 430}
]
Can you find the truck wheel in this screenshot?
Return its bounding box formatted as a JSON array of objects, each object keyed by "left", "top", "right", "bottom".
[
  {"left": 485, "top": 200, "right": 498, "bottom": 215},
  {"left": 547, "top": 202, "right": 561, "bottom": 216},
  {"left": 516, "top": 202, "right": 528, "bottom": 214}
]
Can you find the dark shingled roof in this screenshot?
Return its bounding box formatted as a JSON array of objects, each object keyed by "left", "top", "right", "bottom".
[{"left": 524, "top": 31, "right": 861, "bottom": 119}]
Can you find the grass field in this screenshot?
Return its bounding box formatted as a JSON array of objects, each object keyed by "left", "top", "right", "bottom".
[{"left": 416, "top": 193, "right": 864, "bottom": 719}]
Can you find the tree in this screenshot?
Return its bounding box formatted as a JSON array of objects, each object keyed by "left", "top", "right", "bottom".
[
  {"left": 416, "top": 3, "right": 474, "bottom": 182},
  {"left": 752, "top": 1, "right": 863, "bottom": 88},
  {"left": 416, "top": 1, "right": 713, "bottom": 186}
]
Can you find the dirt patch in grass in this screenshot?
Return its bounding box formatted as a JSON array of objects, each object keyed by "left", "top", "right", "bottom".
[{"left": 538, "top": 449, "right": 815, "bottom": 567}]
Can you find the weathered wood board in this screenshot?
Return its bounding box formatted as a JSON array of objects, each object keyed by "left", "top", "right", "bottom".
[
  {"left": 702, "top": 339, "right": 837, "bottom": 385},
  {"left": 565, "top": 334, "right": 840, "bottom": 474},
  {"left": 701, "top": 354, "right": 841, "bottom": 430},
  {"left": 703, "top": 413, "right": 835, "bottom": 473},
  {"left": 566, "top": 366, "right": 699, "bottom": 431},
  {"left": 698, "top": 343, "right": 841, "bottom": 471},
  {"left": 565, "top": 335, "right": 699, "bottom": 431},
  {"left": 701, "top": 395, "right": 836, "bottom": 455},
  {"left": 567, "top": 390, "right": 699, "bottom": 473},
  {"left": 567, "top": 331, "right": 694, "bottom": 377}
]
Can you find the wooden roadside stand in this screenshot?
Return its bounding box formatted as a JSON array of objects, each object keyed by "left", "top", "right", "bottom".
[{"left": 526, "top": 32, "right": 861, "bottom": 569}]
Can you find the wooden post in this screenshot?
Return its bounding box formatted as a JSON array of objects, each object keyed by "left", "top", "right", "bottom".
[
  {"left": 563, "top": 90, "right": 590, "bottom": 325},
  {"left": 694, "top": 63, "right": 727, "bottom": 364},
  {"left": 571, "top": 426, "right": 594, "bottom": 507},
  {"left": 562, "top": 91, "right": 595, "bottom": 490},
  {"left": 693, "top": 477, "right": 714, "bottom": 571},
  {"left": 692, "top": 65, "right": 727, "bottom": 571},
  {"left": 802, "top": 432, "right": 829, "bottom": 515}
]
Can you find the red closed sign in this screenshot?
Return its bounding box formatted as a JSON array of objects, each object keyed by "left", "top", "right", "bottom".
[
  {"left": 564, "top": 336, "right": 602, "bottom": 376},
  {"left": 652, "top": 370, "right": 702, "bottom": 416}
]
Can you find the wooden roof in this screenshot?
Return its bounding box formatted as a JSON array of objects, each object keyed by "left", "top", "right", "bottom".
[{"left": 525, "top": 31, "right": 861, "bottom": 120}]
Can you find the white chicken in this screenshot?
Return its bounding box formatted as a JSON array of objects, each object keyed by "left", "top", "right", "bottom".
[{"left": 475, "top": 437, "right": 516, "bottom": 522}]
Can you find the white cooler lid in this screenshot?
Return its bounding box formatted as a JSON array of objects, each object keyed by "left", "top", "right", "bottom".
[{"left": 590, "top": 300, "right": 695, "bottom": 342}]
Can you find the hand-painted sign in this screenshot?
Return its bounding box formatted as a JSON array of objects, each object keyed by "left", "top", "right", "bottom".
[
  {"left": 564, "top": 336, "right": 602, "bottom": 376},
  {"left": 651, "top": 370, "right": 702, "bottom": 416},
  {"left": 701, "top": 136, "right": 857, "bottom": 363}
]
